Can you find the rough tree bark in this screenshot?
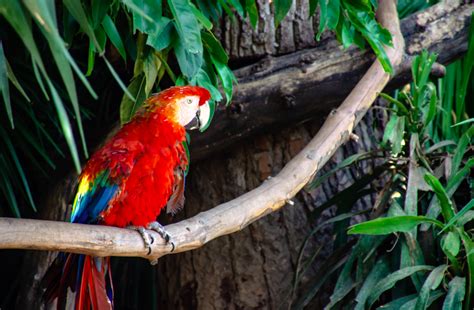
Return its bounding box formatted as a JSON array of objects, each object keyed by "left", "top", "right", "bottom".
[{"left": 12, "top": 1, "right": 471, "bottom": 309}]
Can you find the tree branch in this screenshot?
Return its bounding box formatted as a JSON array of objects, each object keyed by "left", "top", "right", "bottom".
[
  {"left": 0, "top": 0, "right": 405, "bottom": 261},
  {"left": 190, "top": 0, "right": 473, "bottom": 160}
]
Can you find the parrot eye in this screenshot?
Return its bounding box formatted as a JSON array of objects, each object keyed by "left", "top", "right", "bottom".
[{"left": 186, "top": 98, "right": 193, "bottom": 105}]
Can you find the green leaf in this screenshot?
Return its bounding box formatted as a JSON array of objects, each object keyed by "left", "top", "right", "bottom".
[
  {"left": 294, "top": 212, "right": 362, "bottom": 298},
  {"left": 86, "top": 40, "right": 96, "bottom": 76},
  {"left": 309, "top": 0, "right": 318, "bottom": 16},
  {"left": 103, "top": 57, "right": 135, "bottom": 101},
  {"left": 102, "top": 15, "right": 127, "bottom": 60},
  {"left": 202, "top": 31, "right": 228, "bottom": 64},
  {"left": 354, "top": 258, "right": 390, "bottom": 310},
  {"left": 310, "top": 151, "right": 378, "bottom": 188},
  {"left": 122, "top": 0, "right": 158, "bottom": 28},
  {"left": 441, "top": 199, "right": 474, "bottom": 233},
  {"left": 382, "top": 115, "right": 405, "bottom": 155},
  {"left": 120, "top": 74, "right": 147, "bottom": 124},
  {"left": 367, "top": 265, "right": 435, "bottom": 307},
  {"left": 91, "top": 0, "right": 111, "bottom": 27},
  {"left": 316, "top": 0, "right": 327, "bottom": 40},
  {"left": 380, "top": 93, "right": 409, "bottom": 116},
  {"left": 191, "top": 68, "right": 222, "bottom": 102},
  {"left": 190, "top": 2, "right": 212, "bottom": 30},
  {"left": 143, "top": 52, "right": 160, "bottom": 94},
  {"left": 340, "top": 20, "right": 355, "bottom": 48},
  {"left": 0, "top": 128, "right": 36, "bottom": 211},
  {"left": 441, "top": 231, "right": 461, "bottom": 257},
  {"left": 459, "top": 231, "right": 474, "bottom": 308},
  {"left": 400, "top": 291, "right": 444, "bottom": 310},
  {"left": 211, "top": 56, "right": 235, "bottom": 104},
  {"left": 46, "top": 81, "right": 81, "bottom": 173},
  {"left": 23, "top": 0, "right": 98, "bottom": 101},
  {"left": 274, "top": 0, "right": 292, "bottom": 27},
  {"left": 15, "top": 123, "right": 57, "bottom": 169},
  {"left": 400, "top": 233, "right": 426, "bottom": 290},
  {"left": 424, "top": 82, "right": 437, "bottom": 125},
  {"left": 229, "top": 0, "right": 245, "bottom": 17},
  {"left": 414, "top": 265, "right": 448, "bottom": 310},
  {"left": 22, "top": 0, "right": 100, "bottom": 159},
  {"left": 326, "top": 0, "right": 340, "bottom": 30},
  {"left": 344, "top": 3, "right": 393, "bottom": 73},
  {"left": 376, "top": 294, "right": 418, "bottom": 310},
  {"left": 0, "top": 155, "right": 20, "bottom": 217},
  {"left": 145, "top": 17, "right": 173, "bottom": 51},
  {"left": 458, "top": 210, "right": 474, "bottom": 226},
  {"left": 424, "top": 159, "right": 474, "bottom": 226},
  {"left": 63, "top": 0, "right": 101, "bottom": 51},
  {"left": 0, "top": 42, "right": 13, "bottom": 128},
  {"left": 442, "top": 277, "right": 465, "bottom": 310},
  {"left": 217, "top": 0, "right": 236, "bottom": 22},
  {"left": 451, "top": 127, "right": 474, "bottom": 177},
  {"left": 329, "top": 235, "right": 386, "bottom": 308},
  {"left": 348, "top": 216, "right": 444, "bottom": 235},
  {"left": 5, "top": 60, "right": 30, "bottom": 102},
  {"left": 425, "top": 140, "right": 456, "bottom": 154},
  {"left": 168, "top": 0, "right": 203, "bottom": 78},
  {"left": 245, "top": 0, "right": 258, "bottom": 28},
  {"left": 455, "top": 12, "right": 474, "bottom": 122},
  {"left": 452, "top": 118, "right": 474, "bottom": 127},
  {"left": 424, "top": 173, "right": 455, "bottom": 222}
]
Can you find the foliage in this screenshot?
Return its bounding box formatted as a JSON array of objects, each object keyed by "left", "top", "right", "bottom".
[
  {"left": 0, "top": 0, "right": 242, "bottom": 216},
  {"left": 292, "top": 22, "right": 474, "bottom": 308},
  {"left": 0, "top": 0, "right": 394, "bottom": 218},
  {"left": 274, "top": 0, "right": 396, "bottom": 75}
]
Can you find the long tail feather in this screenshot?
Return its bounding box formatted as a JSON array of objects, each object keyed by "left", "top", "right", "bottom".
[{"left": 43, "top": 254, "right": 114, "bottom": 310}]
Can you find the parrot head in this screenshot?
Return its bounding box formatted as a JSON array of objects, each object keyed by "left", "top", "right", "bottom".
[{"left": 145, "top": 86, "right": 211, "bottom": 131}]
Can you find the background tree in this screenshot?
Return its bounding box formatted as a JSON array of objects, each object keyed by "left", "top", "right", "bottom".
[{"left": 0, "top": 0, "right": 472, "bottom": 308}]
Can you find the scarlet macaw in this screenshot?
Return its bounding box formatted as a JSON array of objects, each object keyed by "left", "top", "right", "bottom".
[{"left": 43, "top": 86, "right": 211, "bottom": 309}]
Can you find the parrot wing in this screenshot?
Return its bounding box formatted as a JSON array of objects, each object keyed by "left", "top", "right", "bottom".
[
  {"left": 71, "top": 171, "right": 119, "bottom": 224},
  {"left": 166, "top": 140, "right": 189, "bottom": 215},
  {"left": 166, "top": 166, "right": 186, "bottom": 215}
]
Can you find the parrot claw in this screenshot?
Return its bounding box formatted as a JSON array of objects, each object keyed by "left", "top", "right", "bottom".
[
  {"left": 147, "top": 221, "right": 176, "bottom": 253},
  {"left": 147, "top": 221, "right": 171, "bottom": 243},
  {"left": 131, "top": 226, "right": 154, "bottom": 255},
  {"left": 128, "top": 222, "right": 175, "bottom": 264}
]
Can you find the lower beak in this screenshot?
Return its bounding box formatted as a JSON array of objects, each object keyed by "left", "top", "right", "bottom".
[{"left": 184, "top": 111, "right": 201, "bottom": 130}]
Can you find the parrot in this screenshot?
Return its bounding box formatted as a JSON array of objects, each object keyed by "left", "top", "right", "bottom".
[{"left": 42, "top": 85, "right": 211, "bottom": 309}]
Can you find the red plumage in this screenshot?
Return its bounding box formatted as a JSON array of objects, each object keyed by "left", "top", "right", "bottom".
[
  {"left": 43, "top": 86, "right": 211, "bottom": 309},
  {"left": 89, "top": 110, "right": 187, "bottom": 227}
]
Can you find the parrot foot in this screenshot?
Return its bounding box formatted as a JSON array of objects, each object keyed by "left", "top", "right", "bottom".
[
  {"left": 127, "top": 222, "right": 175, "bottom": 265},
  {"left": 130, "top": 226, "right": 154, "bottom": 254},
  {"left": 147, "top": 221, "right": 175, "bottom": 253}
]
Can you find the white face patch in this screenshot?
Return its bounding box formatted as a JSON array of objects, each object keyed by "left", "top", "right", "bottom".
[{"left": 176, "top": 95, "right": 200, "bottom": 126}]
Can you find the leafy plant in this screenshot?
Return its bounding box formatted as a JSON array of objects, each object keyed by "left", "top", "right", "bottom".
[
  {"left": 0, "top": 0, "right": 396, "bottom": 218},
  {"left": 276, "top": 0, "right": 394, "bottom": 72},
  {"left": 292, "top": 19, "right": 474, "bottom": 309}
]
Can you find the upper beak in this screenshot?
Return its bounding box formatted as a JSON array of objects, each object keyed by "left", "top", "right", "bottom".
[{"left": 198, "top": 101, "right": 211, "bottom": 132}]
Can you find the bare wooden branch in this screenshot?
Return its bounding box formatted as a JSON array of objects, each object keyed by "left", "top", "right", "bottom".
[
  {"left": 190, "top": 0, "right": 473, "bottom": 160},
  {"left": 0, "top": 0, "right": 405, "bottom": 261}
]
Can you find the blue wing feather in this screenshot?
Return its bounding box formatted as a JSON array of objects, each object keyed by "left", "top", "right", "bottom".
[{"left": 71, "top": 171, "right": 118, "bottom": 224}]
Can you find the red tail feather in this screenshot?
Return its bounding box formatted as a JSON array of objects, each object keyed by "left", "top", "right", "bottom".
[{"left": 43, "top": 254, "right": 113, "bottom": 310}]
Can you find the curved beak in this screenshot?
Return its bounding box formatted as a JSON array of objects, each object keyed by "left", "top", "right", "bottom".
[
  {"left": 198, "top": 101, "right": 211, "bottom": 132},
  {"left": 184, "top": 101, "right": 212, "bottom": 131}
]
